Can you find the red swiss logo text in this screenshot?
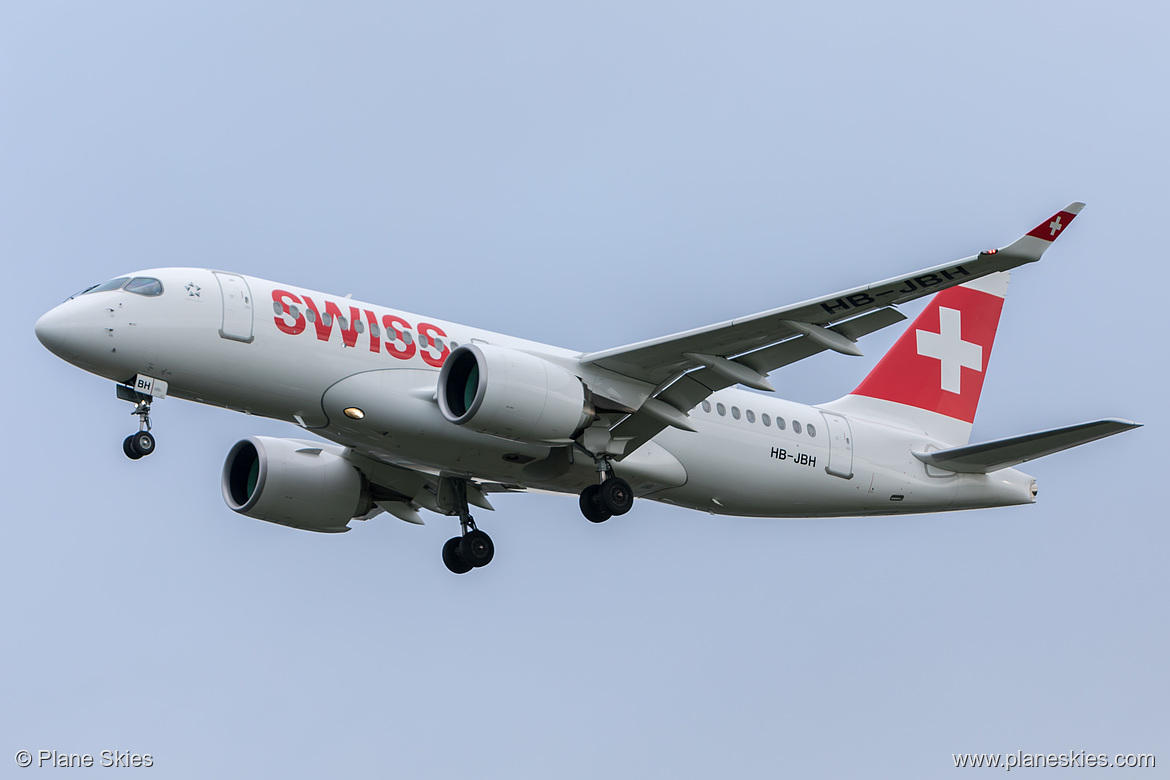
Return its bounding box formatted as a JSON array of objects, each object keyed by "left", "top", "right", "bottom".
[{"left": 271, "top": 289, "right": 450, "bottom": 368}]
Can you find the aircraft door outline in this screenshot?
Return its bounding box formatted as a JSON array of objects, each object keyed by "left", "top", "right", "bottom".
[
  {"left": 215, "top": 272, "right": 254, "bottom": 343},
  {"left": 821, "top": 411, "right": 854, "bottom": 479}
]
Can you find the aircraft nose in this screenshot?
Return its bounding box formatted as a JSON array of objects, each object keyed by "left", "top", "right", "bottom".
[{"left": 35, "top": 304, "right": 77, "bottom": 359}]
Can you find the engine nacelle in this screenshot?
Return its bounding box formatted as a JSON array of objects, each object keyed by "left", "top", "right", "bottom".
[
  {"left": 438, "top": 344, "right": 593, "bottom": 443},
  {"left": 221, "top": 436, "right": 371, "bottom": 533}
]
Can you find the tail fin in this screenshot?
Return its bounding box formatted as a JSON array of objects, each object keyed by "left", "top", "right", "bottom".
[
  {"left": 825, "top": 271, "right": 1010, "bottom": 444},
  {"left": 822, "top": 203, "right": 1084, "bottom": 445}
]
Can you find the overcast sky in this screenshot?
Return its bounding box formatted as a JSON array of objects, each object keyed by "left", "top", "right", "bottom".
[{"left": 2, "top": 2, "right": 1166, "bottom": 777}]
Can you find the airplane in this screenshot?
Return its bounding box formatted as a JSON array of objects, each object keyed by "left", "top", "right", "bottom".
[{"left": 34, "top": 202, "right": 1139, "bottom": 573}]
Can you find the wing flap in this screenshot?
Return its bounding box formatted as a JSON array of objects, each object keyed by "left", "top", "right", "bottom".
[
  {"left": 605, "top": 307, "right": 910, "bottom": 456},
  {"left": 912, "top": 418, "right": 1140, "bottom": 474}
]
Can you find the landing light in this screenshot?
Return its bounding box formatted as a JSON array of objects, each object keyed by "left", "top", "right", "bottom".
[{"left": 344, "top": 407, "right": 365, "bottom": 420}]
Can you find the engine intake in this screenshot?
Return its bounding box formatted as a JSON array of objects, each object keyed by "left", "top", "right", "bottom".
[
  {"left": 221, "top": 436, "right": 370, "bottom": 533},
  {"left": 438, "top": 344, "right": 592, "bottom": 443}
]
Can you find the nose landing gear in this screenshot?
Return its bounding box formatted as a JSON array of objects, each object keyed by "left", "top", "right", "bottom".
[{"left": 117, "top": 382, "right": 158, "bottom": 460}]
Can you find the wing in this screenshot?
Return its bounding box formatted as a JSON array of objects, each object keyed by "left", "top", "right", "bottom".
[
  {"left": 581, "top": 203, "right": 1084, "bottom": 455},
  {"left": 344, "top": 449, "right": 525, "bottom": 525}
]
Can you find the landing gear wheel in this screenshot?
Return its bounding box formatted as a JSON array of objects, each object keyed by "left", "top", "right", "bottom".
[
  {"left": 600, "top": 477, "right": 633, "bottom": 516},
  {"left": 579, "top": 484, "right": 612, "bottom": 523},
  {"left": 459, "top": 529, "right": 495, "bottom": 568},
  {"left": 129, "top": 430, "right": 156, "bottom": 458},
  {"left": 442, "top": 536, "right": 473, "bottom": 574},
  {"left": 123, "top": 435, "right": 144, "bottom": 460}
]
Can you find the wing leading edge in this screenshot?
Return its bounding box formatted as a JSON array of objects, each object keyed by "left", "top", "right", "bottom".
[{"left": 580, "top": 203, "right": 1085, "bottom": 456}]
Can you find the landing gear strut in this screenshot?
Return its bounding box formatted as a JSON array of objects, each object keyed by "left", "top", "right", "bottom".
[
  {"left": 121, "top": 394, "right": 156, "bottom": 460},
  {"left": 578, "top": 454, "right": 633, "bottom": 523},
  {"left": 440, "top": 478, "right": 495, "bottom": 574}
]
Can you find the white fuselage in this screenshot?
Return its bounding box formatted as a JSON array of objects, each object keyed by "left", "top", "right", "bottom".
[{"left": 35, "top": 268, "right": 1036, "bottom": 519}]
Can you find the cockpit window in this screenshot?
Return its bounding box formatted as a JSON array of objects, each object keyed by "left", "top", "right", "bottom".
[
  {"left": 74, "top": 276, "right": 164, "bottom": 299},
  {"left": 83, "top": 277, "right": 131, "bottom": 295},
  {"left": 124, "top": 277, "right": 164, "bottom": 296},
  {"left": 68, "top": 285, "right": 99, "bottom": 299}
]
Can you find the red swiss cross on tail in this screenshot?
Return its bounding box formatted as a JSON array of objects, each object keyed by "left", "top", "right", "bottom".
[
  {"left": 851, "top": 273, "right": 1008, "bottom": 423},
  {"left": 823, "top": 202, "right": 1084, "bottom": 444}
]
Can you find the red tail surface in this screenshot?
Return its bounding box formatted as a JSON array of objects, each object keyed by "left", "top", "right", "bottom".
[{"left": 850, "top": 272, "right": 1009, "bottom": 424}]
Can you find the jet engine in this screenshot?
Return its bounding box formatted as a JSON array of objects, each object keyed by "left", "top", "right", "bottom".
[
  {"left": 221, "top": 436, "right": 372, "bottom": 533},
  {"left": 438, "top": 344, "right": 594, "bottom": 443}
]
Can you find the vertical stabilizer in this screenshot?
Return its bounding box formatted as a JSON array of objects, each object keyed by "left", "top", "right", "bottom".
[{"left": 823, "top": 271, "right": 1011, "bottom": 445}]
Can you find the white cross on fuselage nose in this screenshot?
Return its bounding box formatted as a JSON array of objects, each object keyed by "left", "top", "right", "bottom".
[
  {"left": 916, "top": 307, "right": 982, "bottom": 394},
  {"left": 1049, "top": 216, "right": 1063, "bottom": 236}
]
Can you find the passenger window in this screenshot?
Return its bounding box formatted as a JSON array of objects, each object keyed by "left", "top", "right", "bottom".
[
  {"left": 793, "top": 420, "right": 802, "bottom": 434},
  {"left": 370, "top": 321, "right": 381, "bottom": 337},
  {"left": 731, "top": 406, "right": 741, "bottom": 420},
  {"left": 776, "top": 417, "right": 786, "bottom": 430},
  {"left": 354, "top": 319, "right": 365, "bottom": 334},
  {"left": 402, "top": 331, "right": 414, "bottom": 345},
  {"left": 762, "top": 413, "right": 771, "bottom": 427},
  {"left": 716, "top": 403, "right": 726, "bottom": 416},
  {"left": 322, "top": 313, "right": 333, "bottom": 326},
  {"left": 746, "top": 410, "right": 755, "bottom": 423},
  {"left": 272, "top": 301, "right": 282, "bottom": 315},
  {"left": 701, "top": 401, "right": 711, "bottom": 413},
  {"left": 306, "top": 309, "right": 317, "bottom": 323},
  {"left": 124, "top": 277, "right": 163, "bottom": 296},
  {"left": 807, "top": 424, "right": 816, "bottom": 437}
]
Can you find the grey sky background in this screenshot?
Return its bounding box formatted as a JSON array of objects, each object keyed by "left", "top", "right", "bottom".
[{"left": 3, "top": 2, "right": 1166, "bottom": 777}]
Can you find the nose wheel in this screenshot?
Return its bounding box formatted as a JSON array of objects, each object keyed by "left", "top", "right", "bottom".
[
  {"left": 123, "top": 430, "right": 156, "bottom": 460},
  {"left": 119, "top": 386, "right": 158, "bottom": 460}
]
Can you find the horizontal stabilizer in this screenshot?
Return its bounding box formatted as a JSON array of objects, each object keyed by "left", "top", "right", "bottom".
[{"left": 913, "top": 418, "right": 1140, "bottom": 474}]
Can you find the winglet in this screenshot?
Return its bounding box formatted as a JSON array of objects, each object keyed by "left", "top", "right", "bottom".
[
  {"left": 1024, "top": 202, "right": 1084, "bottom": 242},
  {"left": 995, "top": 202, "right": 1085, "bottom": 263}
]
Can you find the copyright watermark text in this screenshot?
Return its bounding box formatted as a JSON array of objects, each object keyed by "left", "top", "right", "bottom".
[
  {"left": 15, "top": 750, "right": 153, "bottom": 769},
  {"left": 953, "top": 750, "right": 1155, "bottom": 770}
]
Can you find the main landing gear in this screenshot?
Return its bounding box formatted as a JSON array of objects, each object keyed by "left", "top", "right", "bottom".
[
  {"left": 440, "top": 479, "right": 495, "bottom": 575},
  {"left": 578, "top": 456, "right": 633, "bottom": 524},
  {"left": 122, "top": 396, "right": 156, "bottom": 460}
]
